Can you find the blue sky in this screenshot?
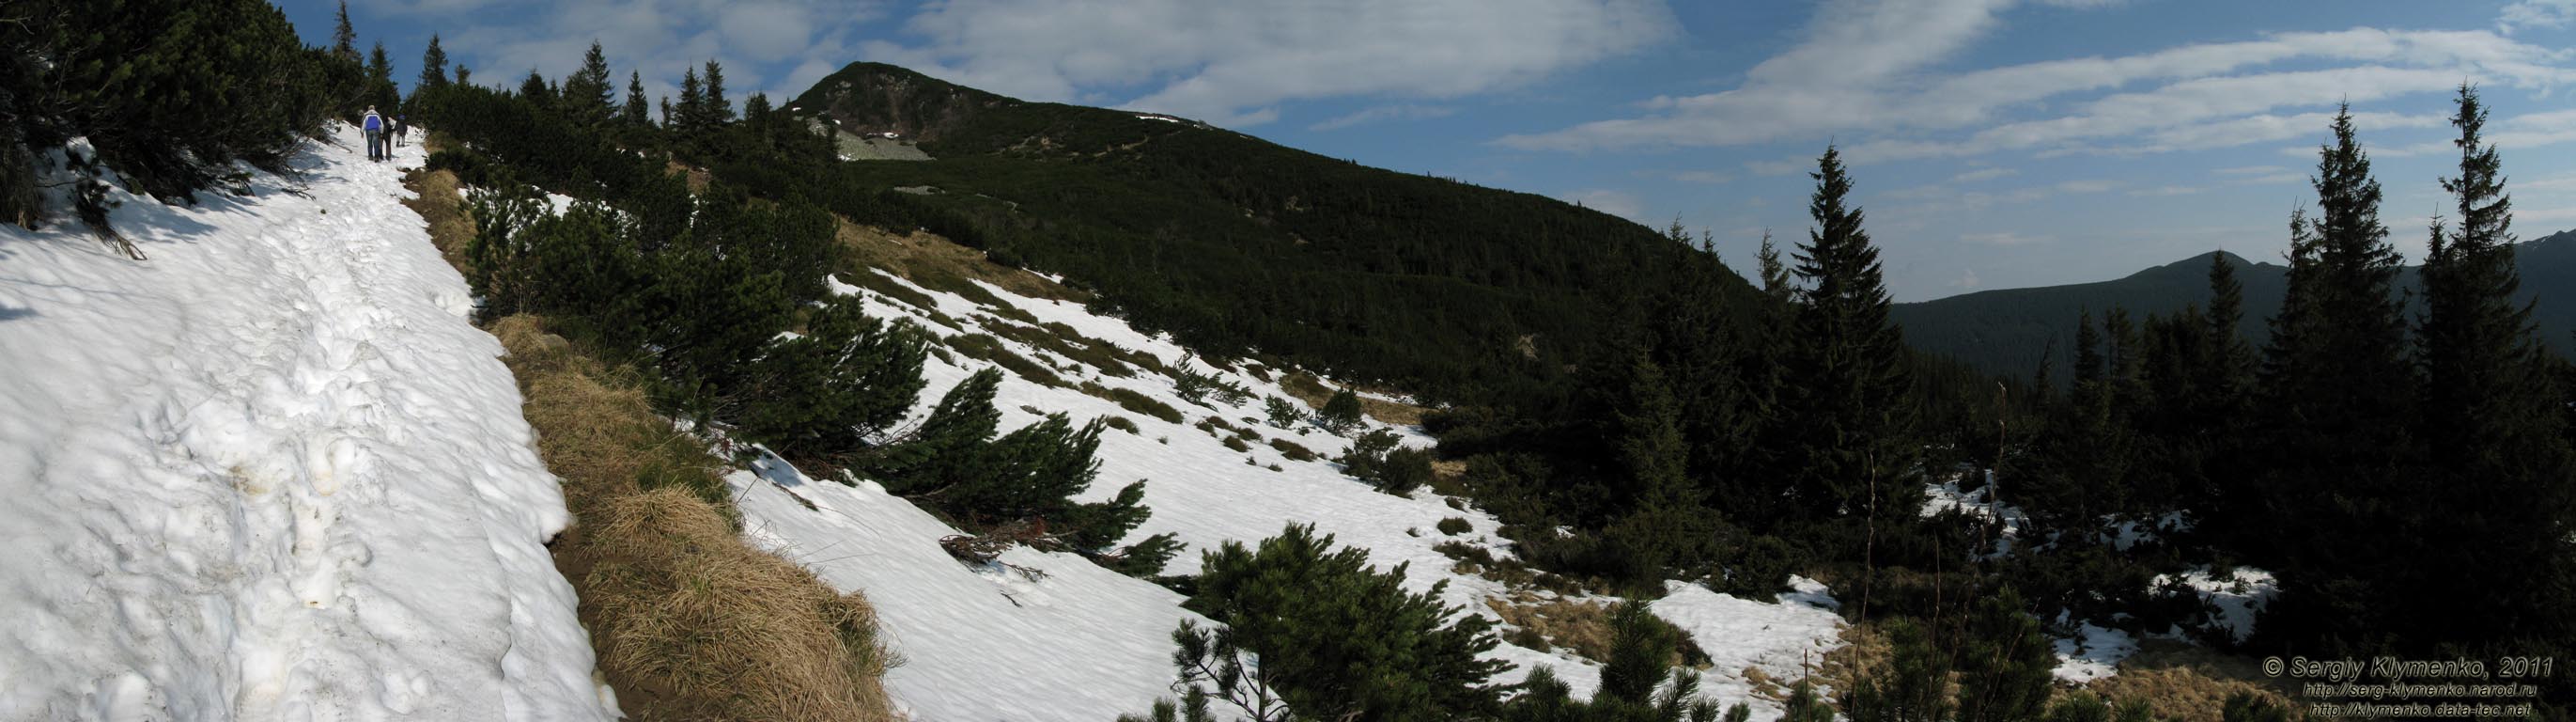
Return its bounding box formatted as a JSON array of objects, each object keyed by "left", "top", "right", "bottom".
[{"left": 292, "top": 0, "right": 2576, "bottom": 301}]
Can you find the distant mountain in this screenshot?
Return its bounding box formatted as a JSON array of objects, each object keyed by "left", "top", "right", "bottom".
[
  {"left": 786, "top": 63, "right": 1763, "bottom": 398},
  {"left": 1892, "top": 228, "right": 2576, "bottom": 381}
]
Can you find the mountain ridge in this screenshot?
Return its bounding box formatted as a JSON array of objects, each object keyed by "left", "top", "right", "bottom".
[{"left": 1892, "top": 228, "right": 2576, "bottom": 380}]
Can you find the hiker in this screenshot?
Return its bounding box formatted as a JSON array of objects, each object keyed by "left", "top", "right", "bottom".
[
  {"left": 394, "top": 115, "right": 409, "bottom": 148},
  {"left": 362, "top": 106, "right": 384, "bottom": 162}
]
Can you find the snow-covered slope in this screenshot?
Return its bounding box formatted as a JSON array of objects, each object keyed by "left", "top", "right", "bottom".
[
  {"left": 0, "top": 129, "right": 613, "bottom": 720},
  {"left": 731, "top": 263, "right": 1849, "bottom": 721}
]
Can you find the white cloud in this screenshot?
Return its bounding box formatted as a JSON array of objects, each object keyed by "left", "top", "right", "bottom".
[
  {"left": 1746, "top": 158, "right": 1808, "bottom": 177},
  {"left": 1310, "top": 104, "right": 1457, "bottom": 132},
  {"left": 2500, "top": 0, "right": 2576, "bottom": 33},
  {"left": 1495, "top": 0, "right": 2576, "bottom": 161},
  {"left": 862, "top": 0, "right": 1678, "bottom": 127},
  {"left": 2215, "top": 165, "right": 2289, "bottom": 176},
  {"left": 1663, "top": 170, "right": 1732, "bottom": 183},
  {"left": 1962, "top": 231, "right": 2052, "bottom": 246},
  {"left": 2234, "top": 172, "right": 2308, "bottom": 185},
  {"left": 2128, "top": 185, "right": 2204, "bottom": 196},
  {"left": 397, "top": 0, "right": 891, "bottom": 102},
  {"left": 1953, "top": 267, "right": 1984, "bottom": 290},
  {"left": 1951, "top": 167, "right": 2017, "bottom": 182}
]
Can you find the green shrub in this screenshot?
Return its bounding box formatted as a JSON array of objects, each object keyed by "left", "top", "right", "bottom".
[
  {"left": 1082, "top": 382, "right": 1184, "bottom": 423},
  {"left": 948, "top": 333, "right": 1066, "bottom": 387},
  {"left": 1315, "top": 388, "right": 1364, "bottom": 434},
  {"left": 1339, "top": 429, "right": 1433, "bottom": 495},
  {"left": 1269, "top": 438, "right": 1316, "bottom": 463},
  {"left": 732, "top": 295, "right": 927, "bottom": 465},
  {"left": 1264, "top": 397, "right": 1305, "bottom": 428},
  {"left": 1184, "top": 525, "right": 1507, "bottom": 721},
  {"left": 1172, "top": 369, "right": 1253, "bottom": 407},
  {"left": 2222, "top": 692, "right": 2290, "bottom": 722},
  {"left": 1437, "top": 517, "right": 1472, "bottom": 536},
  {"left": 1104, "top": 416, "right": 1140, "bottom": 433},
  {"left": 1222, "top": 435, "right": 1249, "bottom": 452},
  {"left": 863, "top": 369, "right": 1001, "bottom": 491},
  {"left": 1956, "top": 589, "right": 2055, "bottom": 722},
  {"left": 4, "top": 0, "right": 341, "bottom": 226}
]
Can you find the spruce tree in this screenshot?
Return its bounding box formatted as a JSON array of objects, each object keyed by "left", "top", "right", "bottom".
[
  {"left": 2180, "top": 251, "right": 2255, "bottom": 533},
  {"left": 2253, "top": 105, "right": 2416, "bottom": 652},
  {"left": 519, "top": 70, "right": 553, "bottom": 110},
  {"left": 622, "top": 71, "right": 649, "bottom": 127},
  {"left": 675, "top": 67, "right": 704, "bottom": 133},
  {"left": 564, "top": 40, "right": 615, "bottom": 128},
  {"left": 2204, "top": 252, "right": 2251, "bottom": 384},
  {"left": 416, "top": 35, "right": 446, "bottom": 92},
  {"left": 742, "top": 92, "right": 775, "bottom": 149},
  {"left": 2073, "top": 309, "right": 2103, "bottom": 388},
  {"left": 1596, "top": 601, "right": 1677, "bottom": 707},
  {"left": 1842, "top": 619, "right": 1950, "bottom": 722},
  {"left": 332, "top": 1, "right": 357, "bottom": 61},
  {"left": 1602, "top": 353, "right": 1716, "bottom": 581},
  {"left": 702, "top": 59, "right": 732, "bottom": 124},
  {"left": 1777, "top": 146, "right": 1917, "bottom": 521},
  {"left": 365, "top": 41, "right": 396, "bottom": 112},
  {"left": 1756, "top": 228, "right": 1792, "bottom": 305},
  {"left": 1954, "top": 590, "right": 2055, "bottom": 722},
  {"left": 2413, "top": 83, "right": 2576, "bottom": 650}
]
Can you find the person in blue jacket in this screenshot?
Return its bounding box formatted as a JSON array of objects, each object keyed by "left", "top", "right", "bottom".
[{"left": 362, "top": 106, "right": 384, "bottom": 162}]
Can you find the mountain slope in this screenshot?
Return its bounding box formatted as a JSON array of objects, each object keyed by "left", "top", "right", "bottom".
[
  {"left": 0, "top": 130, "right": 613, "bottom": 719},
  {"left": 1894, "top": 228, "right": 2576, "bottom": 379},
  {"left": 722, "top": 257, "right": 1850, "bottom": 720},
  {"left": 787, "top": 63, "right": 1763, "bottom": 399}
]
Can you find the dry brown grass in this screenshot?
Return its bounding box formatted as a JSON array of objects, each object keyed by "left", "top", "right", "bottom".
[
  {"left": 1486, "top": 594, "right": 1618, "bottom": 662},
  {"left": 492, "top": 316, "right": 899, "bottom": 722},
  {"left": 1278, "top": 371, "right": 1427, "bottom": 426},
  {"left": 585, "top": 489, "right": 897, "bottom": 721},
  {"left": 398, "top": 166, "right": 474, "bottom": 275},
  {"left": 665, "top": 160, "right": 711, "bottom": 195},
  {"left": 2075, "top": 639, "right": 2299, "bottom": 722},
  {"left": 1806, "top": 620, "right": 1889, "bottom": 707},
  {"left": 837, "top": 218, "right": 1086, "bottom": 304}
]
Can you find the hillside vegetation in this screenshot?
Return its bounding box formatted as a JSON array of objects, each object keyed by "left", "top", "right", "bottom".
[{"left": 791, "top": 62, "right": 1766, "bottom": 400}]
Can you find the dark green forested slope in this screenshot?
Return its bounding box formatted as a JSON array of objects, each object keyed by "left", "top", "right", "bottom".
[
  {"left": 1894, "top": 228, "right": 2576, "bottom": 380},
  {"left": 789, "top": 63, "right": 1766, "bottom": 400}
]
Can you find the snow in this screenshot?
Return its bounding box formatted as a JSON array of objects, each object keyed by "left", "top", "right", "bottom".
[
  {"left": 730, "top": 457, "right": 1201, "bottom": 722},
  {"left": 2101, "top": 511, "right": 2187, "bottom": 552},
  {"left": 2157, "top": 566, "right": 2277, "bottom": 643},
  {"left": 2052, "top": 620, "right": 2139, "bottom": 683},
  {"left": 0, "top": 126, "right": 613, "bottom": 719},
  {"left": 757, "top": 269, "right": 1851, "bottom": 720},
  {"left": 1649, "top": 578, "right": 1849, "bottom": 719},
  {"left": 1920, "top": 471, "right": 2027, "bottom": 557}
]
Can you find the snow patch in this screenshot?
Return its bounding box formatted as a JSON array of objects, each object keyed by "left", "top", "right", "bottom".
[
  {"left": 2157, "top": 566, "right": 2277, "bottom": 643},
  {"left": 2052, "top": 620, "right": 2140, "bottom": 683},
  {"left": 1921, "top": 471, "right": 2027, "bottom": 557},
  {"left": 1649, "top": 578, "right": 1848, "bottom": 719}
]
